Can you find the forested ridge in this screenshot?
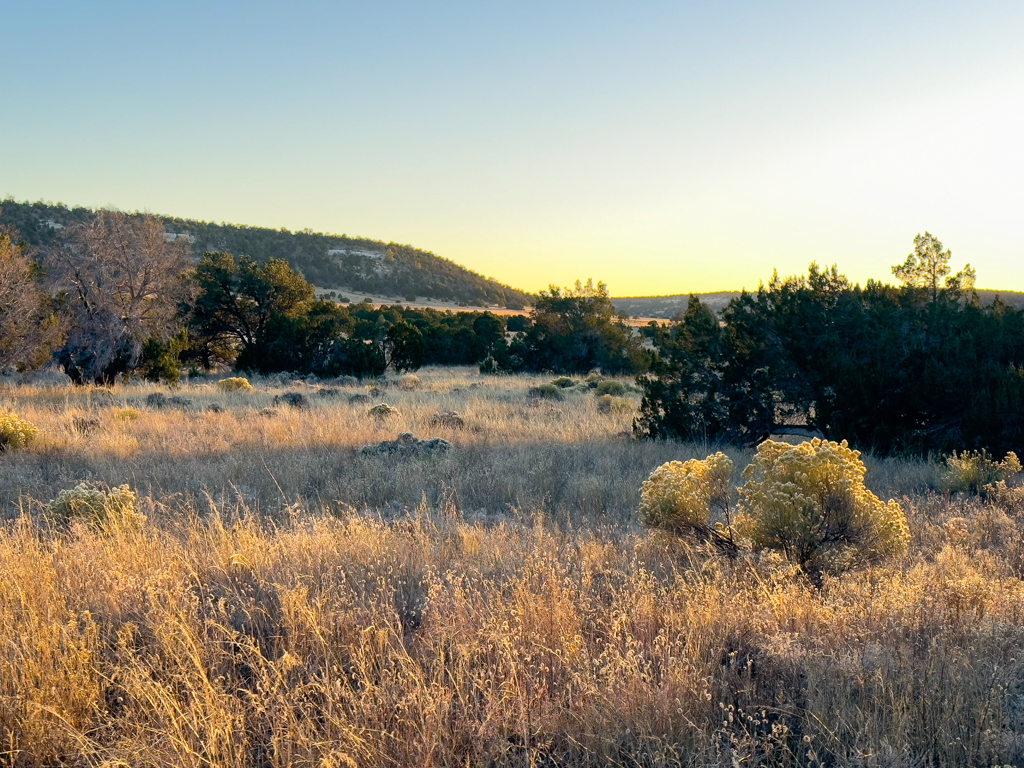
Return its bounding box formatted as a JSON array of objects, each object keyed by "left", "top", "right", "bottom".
[{"left": 0, "top": 199, "right": 532, "bottom": 307}]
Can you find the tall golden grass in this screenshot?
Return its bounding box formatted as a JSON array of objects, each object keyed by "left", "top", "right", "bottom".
[{"left": 0, "top": 367, "right": 1021, "bottom": 766}]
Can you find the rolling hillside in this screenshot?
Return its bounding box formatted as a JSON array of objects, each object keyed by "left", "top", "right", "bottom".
[{"left": 0, "top": 199, "right": 532, "bottom": 308}]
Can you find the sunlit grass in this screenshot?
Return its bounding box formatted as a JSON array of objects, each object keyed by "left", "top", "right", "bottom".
[{"left": 0, "top": 367, "right": 1020, "bottom": 766}]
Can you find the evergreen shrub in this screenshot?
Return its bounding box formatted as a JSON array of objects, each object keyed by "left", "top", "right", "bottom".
[
  {"left": 529, "top": 383, "right": 563, "bottom": 400},
  {"left": 638, "top": 439, "right": 910, "bottom": 575}
]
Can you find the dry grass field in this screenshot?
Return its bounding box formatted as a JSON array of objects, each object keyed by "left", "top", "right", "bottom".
[{"left": 1, "top": 367, "right": 1023, "bottom": 767}]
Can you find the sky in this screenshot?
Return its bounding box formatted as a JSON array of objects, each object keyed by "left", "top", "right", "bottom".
[{"left": 3, "top": 0, "right": 1024, "bottom": 296}]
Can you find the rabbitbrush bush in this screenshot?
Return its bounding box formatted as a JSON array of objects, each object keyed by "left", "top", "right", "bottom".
[
  {"left": 46, "top": 483, "right": 144, "bottom": 530},
  {"left": 0, "top": 410, "right": 39, "bottom": 452},
  {"left": 368, "top": 403, "right": 400, "bottom": 420},
  {"left": 943, "top": 449, "right": 1021, "bottom": 495},
  {"left": 736, "top": 439, "right": 909, "bottom": 572},
  {"left": 217, "top": 376, "right": 255, "bottom": 393},
  {"left": 638, "top": 452, "right": 734, "bottom": 537}
]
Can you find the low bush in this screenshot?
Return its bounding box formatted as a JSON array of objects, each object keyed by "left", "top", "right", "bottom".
[
  {"left": 642, "top": 440, "right": 911, "bottom": 576},
  {"left": 638, "top": 453, "right": 736, "bottom": 552},
  {"left": 943, "top": 450, "right": 1022, "bottom": 494},
  {"left": 218, "top": 377, "right": 255, "bottom": 393},
  {"left": 596, "top": 394, "right": 632, "bottom": 413},
  {"left": 529, "top": 383, "right": 563, "bottom": 400},
  {"left": 274, "top": 392, "right": 308, "bottom": 409},
  {"left": 368, "top": 403, "right": 400, "bottom": 420},
  {"left": 550, "top": 376, "right": 575, "bottom": 389},
  {"left": 0, "top": 410, "right": 39, "bottom": 452},
  {"left": 361, "top": 432, "right": 452, "bottom": 457},
  {"left": 983, "top": 480, "right": 1024, "bottom": 514},
  {"left": 595, "top": 379, "right": 626, "bottom": 396},
  {"left": 145, "top": 393, "right": 197, "bottom": 410},
  {"left": 429, "top": 411, "right": 466, "bottom": 429},
  {"left": 736, "top": 439, "right": 909, "bottom": 574},
  {"left": 396, "top": 374, "right": 420, "bottom": 391},
  {"left": 46, "top": 483, "right": 143, "bottom": 530}
]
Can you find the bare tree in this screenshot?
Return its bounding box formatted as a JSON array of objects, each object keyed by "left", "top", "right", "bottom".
[
  {"left": 0, "top": 228, "right": 60, "bottom": 370},
  {"left": 49, "top": 211, "right": 189, "bottom": 383}
]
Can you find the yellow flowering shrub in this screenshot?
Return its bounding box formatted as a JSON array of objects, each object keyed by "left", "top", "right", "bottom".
[
  {"left": 0, "top": 410, "right": 39, "bottom": 452},
  {"left": 46, "top": 483, "right": 144, "bottom": 531},
  {"left": 638, "top": 452, "right": 734, "bottom": 533},
  {"left": 943, "top": 450, "right": 1021, "bottom": 495},
  {"left": 218, "top": 377, "right": 255, "bottom": 393},
  {"left": 735, "top": 439, "right": 909, "bottom": 571}
]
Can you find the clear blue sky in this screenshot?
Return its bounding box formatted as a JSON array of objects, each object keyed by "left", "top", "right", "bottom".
[{"left": 4, "top": 1, "right": 1023, "bottom": 295}]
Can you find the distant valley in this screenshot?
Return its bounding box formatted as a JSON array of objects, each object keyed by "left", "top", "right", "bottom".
[{"left": 612, "top": 289, "right": 1024, "bottom": 319}]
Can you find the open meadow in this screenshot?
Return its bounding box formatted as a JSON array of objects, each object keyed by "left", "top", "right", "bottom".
[{"left": 2, "top": 367, "right": 1023, "bottom": 767}]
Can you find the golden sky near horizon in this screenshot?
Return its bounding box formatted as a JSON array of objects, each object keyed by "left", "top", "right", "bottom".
[{"left": 4, "top": 2, "right": 1023, "bottom": 295}]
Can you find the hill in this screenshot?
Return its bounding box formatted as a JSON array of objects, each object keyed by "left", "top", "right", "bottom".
[
  {"left": 613, "top": 288, "right": 1024, "bottom": 319},
  {"left": 0, "top": 199, "right": 533, "bottom": 308}
]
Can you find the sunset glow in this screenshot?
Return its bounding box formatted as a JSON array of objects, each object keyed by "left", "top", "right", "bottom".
[{"left": 4, "top": 0, "right": 1023, "bottom": 294}]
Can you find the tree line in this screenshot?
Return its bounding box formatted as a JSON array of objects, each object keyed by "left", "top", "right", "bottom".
[
  {"left": 2, "top": 211, "right": 1020, "bottom": 455},
  {"left": 0, "top": 211, "right": 643, "bottom": 384},
  {"left": 635, "top": 235, "right": 1024, "bottom": 455},
  {"left": 183, "top": 260, "right": 648, "bottom": 380}
]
